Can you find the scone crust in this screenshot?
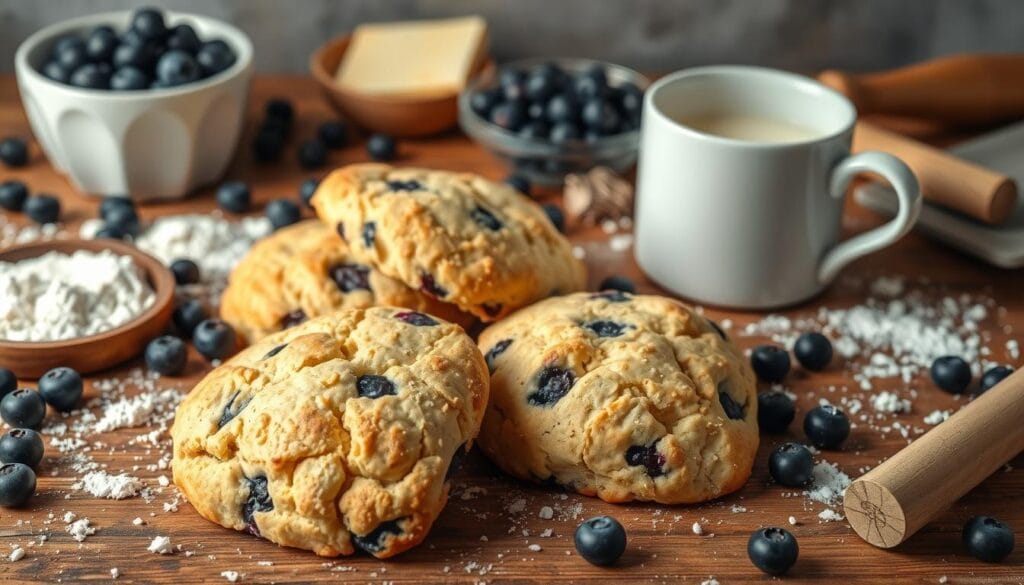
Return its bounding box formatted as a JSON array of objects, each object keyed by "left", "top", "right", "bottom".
[
  {"left": 477, "top": 292, "right": 758, "bottom": 504},
  {"left": 171, "top": 308, "right": 489, "bottom": 558},
  {"left": 311, "top": 164, "right": 587, "bottom": 320}
]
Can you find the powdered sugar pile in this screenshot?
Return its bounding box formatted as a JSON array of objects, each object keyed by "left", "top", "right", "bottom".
[
  {"left": 0, "top": 214, "right": 64, "bottom": 246},
  {"left": 74, "top": 471, "right": 144, "bottom": 500}
]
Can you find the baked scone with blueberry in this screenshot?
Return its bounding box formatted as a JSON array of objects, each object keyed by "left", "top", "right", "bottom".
[
  {"left": 171, "top": 308, "right": 489, "bottom": 558},
  {"left": 220, "top": 220, "right": 471, "bottom": 344},
  {"left": 311, "top": 164, "right": 587, "bottom": 321},
  {"left": 477, "top": 291, "right": 758, "bottom": 504}
]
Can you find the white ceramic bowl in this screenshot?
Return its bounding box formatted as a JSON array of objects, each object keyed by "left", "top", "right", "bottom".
[{"left": 14, "top": 11, "right": 254, "bottom": 200}]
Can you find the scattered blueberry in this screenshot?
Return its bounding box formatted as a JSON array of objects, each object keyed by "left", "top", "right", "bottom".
[
  {"left": 0, "top": 369, "right": 15, "bottom": 400},
  {"left": 366, "top": 134, "right": 397, "bottom": 161},
  {"left": 0, "top": 463, "right": 36, "bottom": 507},
  {"left": 485, "top": 339, "right": 513, "bottom": 373},
  {"left": 584, "top": 320, "right": 627, "bottom": 338},
  {"left": 980, "top": 366, "right": 1013, "bottom": 393},
  {"left": 750, "top": 345, "right": 790, "bottom": 383},
  {"left": 252, "top": 127, "right": 284, "bottom": 162},
  {"left": 361, "top": 222, "right": 376, "bottom": 248},
  {"left": 297, "top": 139, "right": 327, "bottom": 169},
  {"left": 145, "top": 335, "right": 188, "bottom": 376},
  {"left": 352, "top": 519, "right": 403, "bottom": 554},
  {"left": 299, "top": 178, "right": 320, "bottom": 208},
  {"left": 356, "top": 375, "right": 396, "bottom": 399},
  {"left": 318, "top": 121, "right": 347, "bottom": 149},
  {"left": 748, "top": 527, "right": 798, "bottom": 575},
  {"left": 266, "top": 199, "right": 301, "bottom": 230},
  {"left": 931, "top": 355, "right": 972, "bottom": 394},
  {"left": 265, "top": 99, "right": 294, "bottom": 124},
  {"left": 793, "top": 332, "right": 833, "bottom": 371},
  {"left": 38, "top": 367, "right": 82, "bottom": 413},
  {"left": 196, "top": 40, "right": 236, "bottom": 76},
  {"left": 242, "top": 475, "right": 273, "bottom": 536},
  {"left": 329, "top": 263, "right": 371, "bottom": 292},
  {"left": 542, "top": 203, "right": 565, "bottom": 232},
  {"left": 504, "top": 173, "right": 531, "bottom": 196},
  {"left": 0, "top": 180, "right": 28, "bottom": 211},
  {"left": 0, "top": 429, "right": 44, "bottom": 468},
  {"left": 99, "top": 195, "right": 134, "bottom": 218},
  {"left": 963, "top": 516, "right": 1015, "bottom": 562},
  {"left": 757, "top": 392, "right": 795, "bottom": 433},
  {"left": 170, "top": 259, "right": 200, "bottom": 285},
  {"left": 0, "top": 138, "right": 28, "bottom": 167},
  {"left": 803, "top": 404, "right": 850, "bottom": 449},
  {"left": 131, "top": 7, "right": 167, "bottom": 41},
  {"left": 625, "top": 442, "right": 665, "bottom": 476},
  {"left": 24, "top": 194, "right": 60, "bottom": 224},
  {"left": 102, "top": 203, "right": 140, "bottom": 237},
  {"left": 172, "top": 299, "right": 207, "bottom": 338},
  {"left": 528, "top": 366, "right": 576, "bottom": 407},
  {"left": 597, "top": 275, "right": 635, "bottom": 294},
  {"left": 769, "top": 442, "right": 813, "bottom": 486},
  {"left": 193, "top": 319, "right": 236, "bottom": 360},
  {"left": 0, "top": 390, "right": 46, "bottom": 430},
  {"left": 470, "top": 206, "right": 503, "bottom": 230},
  {"left": 394, "top": 311, "right": 437, "bottom": 327},
  {"left": 110, "top": 65, "right": 149, "bottom": 90},
  {"left": 719, "top": 386, "right": 745, "bottom": 419},
  {"left": 216, "top": 181, "right": 250, "bottom": 213},
  {"left": 575, "top": 516, "right": 627, "bottom": 566},
  {"left": 280, "top": 309, "right": 306, "bottom": 329}
]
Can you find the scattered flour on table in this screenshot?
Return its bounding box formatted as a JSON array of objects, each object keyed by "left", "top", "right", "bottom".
[
  {"left": 871, "top": 391, "right": 911, "bottom": 414},
  {"left": 73, "top": 471, "right": 143, "bottom": 499},
  {"left": 66, "top": 518, "right": 96, "bottom": 542},
  {"left": 804, "top": 460, "right": 850, "bottom": 506},
  {"left": 221, "top": 570, "right": 240, "bottom": 582},
  {"left": 924, "top": 409, "right": 952, "bottom": 425},
  {"left": 700, "top": 578, "right": 720, "bottom": 585},
  {"left": 0, "top": 215, "right": 64, "bottom": 246},
  {"left": 8, "top": 547, "right": 25, "bottom": 562},
  {"left": 147, "top": 535, "right": 174, "bottom": 554}
]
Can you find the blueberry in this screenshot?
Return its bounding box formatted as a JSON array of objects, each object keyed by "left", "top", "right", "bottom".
[
  {"left": 750, "top": 345, "right": 790, "bottom": 383},
  {"left": 590, "top": 290, "right": 631, "bottom": 302},
  {"left": 748, "top": 527, "right": 798, "bottom": 575},
  {"left": 216, "top": 181, "right": 250, "bottom": 213},
  {"left": 42, "top": 61, "right": 70, "bottom": 84},
  {"left": 575, "top": 64, "right": 609, "bottom": 99},
  {"left": 145, "top": 335, "right": 188, "bottom": 376},
  {"left": 317, "top": 121, "right": 347, "bottom": 149},
  {"left": 769, "top": 442, "right": 814, "bottom": 487},
  {"left": 156, "top": 50, "right": 201, "bottom": 86},
  {"left": 528, "top": 366, "right": 576, "bottom": 407},
  {"left": 112, "top": 41, "right": 157, "bottom": 71},
  {"left": 470, "top": 87, "right": 501, "bottom": 118},
  {"left": 55, "top": 38, "right": 88, "bottom": 72},
  {"left": 485, "top": 339, "right": 513, "bottom": 373},
  {"left": 525, "top": 70, "right": 558, "bottom": 102},
  {"left": 329, "top": 263, "right": 371, "bottom": 292},
  {"left": 94, "top": 227, "right": 126, "bottom": 240},
  {"left": 83, "top": 25, "right": 117, "bottom": 61},
  {"left": 585, "top": 320, "right": 627, "bottom": 338},
  {"left": 546, "top": 93, "right": 578, "bottom": 124},
  {"left": 218, "top": 390, "right": 250, "bottom": 428},
  {"left": 356, "top": 375, "right": 396, "bottom": 399},
  {"left": 980, "top": 366, "right": 1013, "bottom": 393},
  {"left": 280, "top": 309, "right": 307, "bottom": 329},
  {"left": 625, "top": 443, "right": 665, "bottom": 476},
  {"left": 542, "top": 203, "right": 565, "bottom": 233},
  {"left": 70, "top": 63, "right": 112, "bottom": 90},
  {"left": 131, "top": 7, "right": 167, "bottom": 41},
  {"left": 419, "top": 272, "right": 447, "bottom": 298},
  {"left": 719, "top": 386, "right": 745, "bottom": 420},
  {"left": 504, "top": 174, "right": 531, "bottom": 196},
  {"left": 575, "top": 516, "right": 627, "bottom": 566},
  {"left": 0, "top": 138, "right": 29, "bottom": 167},
  {"left": 490, "top": 101, "right": 527, "bottom": 132},
  {"left": 617, "top": 83, "right": 644, "bottom": 115},
  {"left": 470, "top": 206, "right": 503, "bottom": 230},
  {"left": 549, "top": 121, "right": 580, "bottom": 145},
  {"left": 793, "top": 332, "right": 833, "bottom": 371},
  {"left": 102, "top": 204, "right": 140, "bottom": 237},
  {"left": 193, "top": 319, "right": 236, "bottom": 360},
  {"left": 24, "top": 194, "right": 60, "bottom": 224},
  {"left": 266, "top": 199, "right": 301, "bottom": 230},
  {"left": 581, "top": 98, "right": 620, "bottom": 134},
  {"left": 0, "top": 180, "right": 28, "bottom": 211},
  {"left": 352, "top": 518, "right": 404, "bottom": 554},
  {"left": 963, "top": 516, "right": 1015, "bottom": 562},
  {"left": 170, "top": 259, "right": 200, "bottom": 285},
  {"left": 386, "top": 180, "right": 422, "bottom": 192},
  {"left": 252, "top": 128, "right": 284, "bottom": 162},
  {"left": 930, "top": 355, "right": 972, "bottom": 394},
  {"left": 196, "top": 40, "right": 236, "bottom": 77},
  {"left": 366, "top": 133, "right": 397, "bottom": 161},
  {"left": 527, "top": 101, "right": 546, "bottom": 121},
  {"left": 110, "top": 66, "right": 149, "bottom": 90},
  {"left": 518, "top": 120, "right": 549, "bottom": 140},
  {"left": 361, "top": 221, "right": 376, "bottom": 248},
  {"left": 99, "top": 195, "right": 134, "bottom": 218},
  {"left": 758, "top": 392, "right": 795, "bottom": 434},
  {"left": 265, "top": 99, "right": 294, "bottom": 124},
  {"left": 0, "top": 369, "right": 15, "bottom": 400},
  {"left": 394, "top": 311, "right": 437, "bottom": 327},
  {"left": 166, "top": 24, "right": 201, "bottom": 54},
  {"left": 242, "top": 475, "right": 273, "bottom": 536},
  {"left": 172, "top": 299, "right": 207, "bottom": 338},
  {"left": 803, "top": 404, "right": 850, "bottom": 449},
  {"left": 0, "top": 463, "right": 36, "bottom": 507},
  {"left": 0, "top": 429, "right": 44, "bottom": 468},
  {"left": 297, "top": 139, "right": 327, "bottom": 169},
  {"left": 597, "top": 275, "right": 636, "bottom": 294},
  {"left": 299, "top": 178, "right": 319, "bottom": 208},
  {"left": 0, "top": 390, "right": 46, "bottom": 429},
  {"left": 38, "top": 367, "right": 82, "bottom": 413}
]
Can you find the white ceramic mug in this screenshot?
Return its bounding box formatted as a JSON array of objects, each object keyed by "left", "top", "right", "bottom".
[{"left": 635, "top": 66, "right": 921, "bottom": 309}]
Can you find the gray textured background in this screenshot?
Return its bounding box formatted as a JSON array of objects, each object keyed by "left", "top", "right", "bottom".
[{"left": 2, "top": 0, "right": 1022, "bottom": 73}]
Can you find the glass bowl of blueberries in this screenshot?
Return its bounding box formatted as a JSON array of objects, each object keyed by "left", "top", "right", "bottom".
[
  {"left": 459, "top": 58, "right": 649, "bottom": 186},
  {"left": 14, "top": 8, "right": 253, "bottom": 199}
]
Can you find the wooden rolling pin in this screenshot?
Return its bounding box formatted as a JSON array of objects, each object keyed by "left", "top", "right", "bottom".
[
  {"left": 819, "top": 54, "right": 1024, "bottom": 126},
  {"left": 844, "top": 367, "right": 1024, "bottom": 548},
  {"left": 854, "top": 121, "right": 1018, "bottom": 224}
]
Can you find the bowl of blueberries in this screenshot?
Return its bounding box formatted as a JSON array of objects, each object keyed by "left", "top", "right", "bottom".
[
  {"left": 459, "top": 58, "right": 648, "bottom": 186},
  {"left": 14, "top": 7, "right": 253, "bottom": 200}
]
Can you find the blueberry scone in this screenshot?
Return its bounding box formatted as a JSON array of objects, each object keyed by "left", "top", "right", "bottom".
[
  {"left": 311, "top": 164, "right": 587, "bottom": 321},
  {"left": 477, "top": 292, "right": 758, "bottom": 504},
  {"left": 171, "top": 308, "right": 489, "bottom": 558},
  {"left": 220, "top": 220, "right": 472, "bottom": 344}
]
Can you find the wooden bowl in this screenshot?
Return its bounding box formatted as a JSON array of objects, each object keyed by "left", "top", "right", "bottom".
[
  {"left": 0, "top": 239, "right": 175, "bottom": 378},
  {"left": 310, "top": 35, "right": 494, "bottom": 137}
]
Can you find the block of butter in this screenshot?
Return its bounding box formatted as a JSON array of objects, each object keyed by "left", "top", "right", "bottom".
[{"left": 335, "top": 16, "right": 489, "bottom": 97}]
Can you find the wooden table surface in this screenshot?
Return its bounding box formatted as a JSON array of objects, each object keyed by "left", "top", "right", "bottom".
[{"left": 0, "top": 75, "right": 1022, "bottom": 584}]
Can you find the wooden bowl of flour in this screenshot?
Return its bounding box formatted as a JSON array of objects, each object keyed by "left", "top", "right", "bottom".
[{"left": 0, "top": 239, "right": 175, "bottom": 378}]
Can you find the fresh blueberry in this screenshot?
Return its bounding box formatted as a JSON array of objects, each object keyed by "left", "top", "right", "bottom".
[
  {"left": 542, "top": 204, "right": 565, "bottom": 233},
  {"left": 719, "top": 386, "right": 745, "bottom": 419},
  {"left": 99, "top": 195, "right": 134, "bottom": 218},
  {"left": 518, "top": 120, "right": 550, "bottom": 141},
  {"left": 617, "top": 83, "right": 644, "bottom": 115},
  {"left": 504, "top": 174, "right": 531, "bottom": 196},
  {"left": 490, "top": 101, "right": 527, "bottom": 132},
  {"left": 131, "top": 7, "right": 167, "bottom": 41},
  {"left": 750, "top": 345, "right": 790, "bottom": 383},
  {"left": 361, "top": 222, "right": 376, "bottom": 248},
  {"left": 0, "top": 138, "right": 29, "bottom": 167},
  {"left": 317, "top": 121, "right": 347, "bottom": 149},
  {"left": 598, "top": 275, "right": 636, "bottom": 294},
  {"left": 297, "top": 139, "right": 327, "bottom": 169},
  {"left": 419, "top": 272, "right": 447, "bottom": 298},
  {"left": 525, "top": 70, "right": 558, "bottom": 102},
  {"left": 84, "top": 25, "right": 118, "bottom": 62},
  {"left": 216, "top": 181, "right": 250, "bottom": 213},
  {"left": 145, "top": 335, "right": 188, "bottom": 376},
  {"left": 329, "top": 263, "right": 371, "bottom": 292},
  {"left": 470, "top": 87, "right": 501, "bottom": 118},
  {"left": 574, "top": 64, "right": 609, "bottom": 99},
  {"left": 394, "top": 311, "right": 437, "bottom": 327},
  {"left": 0, "top": 429, "right": 44, "bottom": 468},
  {"left": 470, "top": 206, "right": 503, "bottom": 230},
  {"left": 549, "top": 121, "right": 581, "bottom": 145},
  {"left": 575, "top": 516, "right": 627, "bottom": 566},
  {"left": 963, "top": 516, "right": 1015, "bottom": 562},
  {"left": 38, "top": 367, "right": 82, "bottom": 413},
  {"left": 196, "top": 40, "right": 236, "bottom": 77},
  {"left": 769, "top": 442, "right": 814, "bottom": 486},
  {"left": 748, "top": 527, "right": 798, "bottom": 575},
  {"left": 357, "top": 375, "right": 396, "bottom": 399},
  {"left": 42, "top": 61, "right": 70, "bottom": 83},
  {"left": 110, "top": 66, "right": 149, "bottom": 90},
  {"left": 52, "top": 35, "right": 83, "bottom": 59},
  {"left": 0, "top": 180, "right": 28, "bottom": 211},
  {"left": 280, "top": 309, "right": 306, "bottom": 329},
  {"left": 625, "top": 443, "right": 665, "bottom": 476},
  {"left": 546, "top": 93, "right": 578, "bottom": 124},
  {"left": 0, "top": 369, "right": 15, "bottom": 400},
  {"left": 793, "top": 332, "right": 833, "bottom": 371},
  {"left": 166, "top": 24, "right": 201, "bottom": 53},
  {"left": 170, "top": 259, "right": 201, "bottom": 285},
  {"left": 352, "top": 519, "right": 403, "bottom": 554},
  {"left": 252, "top": 127, "right": 285, "bottom": 162},
  {"left": 481, "top": 303, "right": 503, "bottom": 318},
  {"left": 242, "top": 475, "right": 273, "bottom": 536},
  {"left": 112, "top": 41, "right": 157, "bottom": 71},
  {"left": 266, "top": 199, "right": 301, "bottom": 230},
  {"left": 585, "top": 320, "right": 627, "bottom": 338},
  {"left": 0, "top": 390, "right": 46, "bottom": 429},
  {"left": 758, "top": 392, "right": 795, "bottom": 434},
  {"left": 172, "top": 299, "right": 207, "bottom": 338},
  {"left": 265, "top": 99, "right": 294, "bottom": 124},
  {"left": 528, "top": 367, "right": 576, "bottom": 406},
  {"left": 24, "top": 195, "right": 60, "bottom": 224},
  {"left": 102, "top": 204, "right": 140, "bottom": 237},
  {"left": 55, "top": 38, "right": 88, "bottom": 72},
  {"left": 803, "top": 404, "right": 850, "bottom": 449},
  {"left": 193, "top": 319, "right": 236, "bottom": 361},
  {"left": 581, "top": 98, "right": 620, "bottom": 134},
  {"left": 156, "top": 50, "right": 201, "bottom": 86},
  {"left": 485, "top": 339, "right": 513, "bottom": 373},
  {"left": 980, "top": 366, "right": 1013, "bottom": 393},
  {"left": 527, "top": 101, "right": 546, "bottom": 120},
  {"left": 70, "top": 63, "right": 112, "bottom": 89},
  {"left": 299, "top": 178, "right": 319, "bottom": 208},
  {"left": 93, "top": 226, "right": 126, "bottom": 240},
  {"left": 366, "top": 133, "right": 397, "bottom": 161},
  {"left": 591, "top": 290, "right": 631, "bottom": 302},
  {"left": 0, "top": 463, "right": 36, "bottom": 507},
  {"left": 931, "top": 355, "right": 972, "bottom": 394}
]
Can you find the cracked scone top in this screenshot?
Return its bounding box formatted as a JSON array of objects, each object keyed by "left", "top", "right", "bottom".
[
  {"left": 220, "top": 220, "right": 472, "bottom": 343},
  {"left": 171, "top": 308, "right": 489, "bottom": 558},
  {"left": 311, "top": 163, "right": 587, "bottom": 321},
  {"left": 477, "top": 292, "right": 758, "bottom": 504}
]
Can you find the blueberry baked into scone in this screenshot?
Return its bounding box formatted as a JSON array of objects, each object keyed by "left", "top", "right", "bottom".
[
  {"left": 220, "top": 220, "right": 472, "bottom": 344},
  {"left": 311, "top": 164, "right": 587, "bottom": 321},
  {"left": 171, "top": 308, "right": 489, "bottom": 558},
  {"left": 477, "top": 292, "right": 758, "bottom": 504}
]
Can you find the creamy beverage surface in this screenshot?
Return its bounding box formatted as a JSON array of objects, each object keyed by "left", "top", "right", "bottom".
[{"left": 679, "top": 113, "right": 820, "bottom": 143}]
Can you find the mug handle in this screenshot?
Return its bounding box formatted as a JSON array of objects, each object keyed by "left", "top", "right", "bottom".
[{"left": 817, "top": 151, "right": 922, "bottom": 284}]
